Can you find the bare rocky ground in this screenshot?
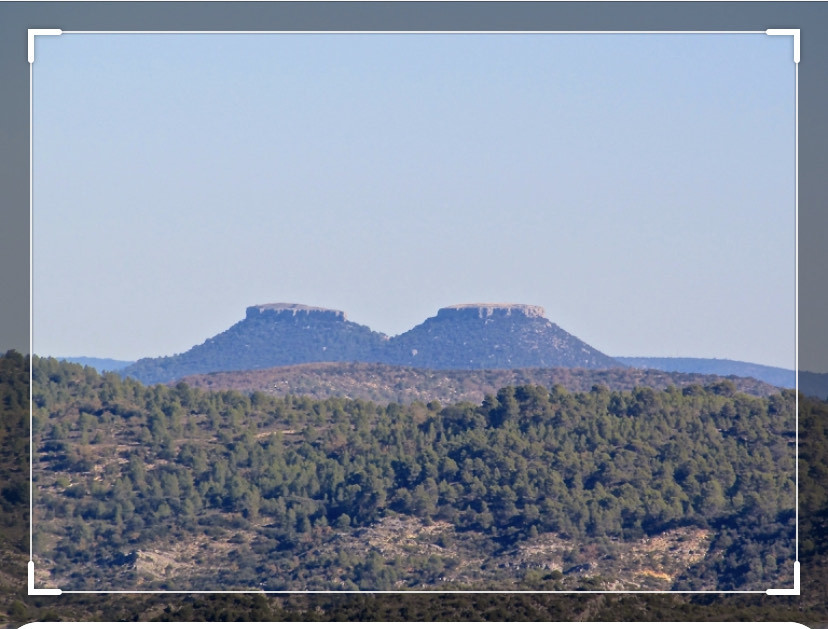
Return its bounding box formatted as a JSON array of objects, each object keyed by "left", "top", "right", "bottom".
[{"left": 35, "top": 514, "right": 713, "bottom": 592}]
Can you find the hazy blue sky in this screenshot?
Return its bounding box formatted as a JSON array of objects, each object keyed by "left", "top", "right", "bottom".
[{"left": 33, "top": 32, "right": 795, "bottom": 368}]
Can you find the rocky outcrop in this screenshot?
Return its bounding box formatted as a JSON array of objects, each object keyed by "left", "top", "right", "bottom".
[
  {"left": 246, "top": 303, "right": 347, "bottom": 321},
  {"left": 437, "top": 303, "right": 547, "bottom": 319}
]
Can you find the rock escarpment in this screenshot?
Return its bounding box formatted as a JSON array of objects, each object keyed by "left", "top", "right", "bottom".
[
  {"left": 246, "top": 303, "right": 347, "bottom": 321},
  {"left": 437, "top": 303, "right": 547, "bottom": 319}
]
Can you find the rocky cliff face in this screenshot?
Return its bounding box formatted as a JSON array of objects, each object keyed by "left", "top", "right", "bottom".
[
  {"left": 437, "top": 303, "right": 547, "bottom": 320},
  {"left": 246, "top": 303, "right": 347, "bottom": 321},
  {"left": 120, "top": 302, "right": 618, "bottom": 384}
]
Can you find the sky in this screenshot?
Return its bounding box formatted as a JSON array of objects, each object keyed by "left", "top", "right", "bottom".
[{"left": 32, "top": 32, "right": 796, "bottom": 369}]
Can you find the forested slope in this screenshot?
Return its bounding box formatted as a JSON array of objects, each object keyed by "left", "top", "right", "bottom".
[
  {"left": 0, "top": 352, "right": 29, "bottom": 626},
  {"left": 31, "top": 357, "right": 795, "bottom": 592},
  {"left": 1, "top": 352, "right": 826, "bottom": 623}
]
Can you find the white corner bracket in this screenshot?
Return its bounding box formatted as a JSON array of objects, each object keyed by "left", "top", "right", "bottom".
[
  {"left": 766, "top": 28, "right": 800, "bottom": 63},
  {"left": 27, "top": 28, "right": 62, "bottom": 63},
  {"left": 766, "top": 561, "right": 800, "bottom": 596},
  {"left": 28, "top": 561, "right": 61, "bottom": 596}
]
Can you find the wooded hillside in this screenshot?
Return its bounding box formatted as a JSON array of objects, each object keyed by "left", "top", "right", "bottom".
[
  {"left": 1, "top": 352, "right": 826, "bottom": 623},
  {"left": 32, "top": 357, "right": 795, "bottom": 592}
]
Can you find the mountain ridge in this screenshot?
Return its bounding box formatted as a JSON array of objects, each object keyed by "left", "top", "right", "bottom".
[
  {"left": 121, "top": 304, "right": 386, "bottom": 385},
  {"left": 385, "top": 305, "right": 619, "bottom": 370},
  {"left": 99, "top": 302, "right": 811, "bottom": 393},
  {"left": 615, "top": 357, "right": 795, "bottom": 389},
  {"left": 119, "top": 303, "right": 617, "bottom": 384}
]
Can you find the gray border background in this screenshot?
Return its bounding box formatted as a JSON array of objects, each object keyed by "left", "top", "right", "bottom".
[
  {"left": 0, "top": 0, "right": 824, "bottom": 612},
  {"left": 1, "top": 1, "right": 824, "bottom": 372}
]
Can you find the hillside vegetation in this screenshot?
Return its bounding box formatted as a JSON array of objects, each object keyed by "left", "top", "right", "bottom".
[
  {"left": 2, "top": 352, "right": 828, "bottom": 623},
  {"left": 32, "top": 357, "right": 794, "bottom": 592},
  {"left": 180, "top": 362, "right": 781, "bottom": 405},
  {"left": 0, "top": 352, "right": 28, "bottom": 626}
]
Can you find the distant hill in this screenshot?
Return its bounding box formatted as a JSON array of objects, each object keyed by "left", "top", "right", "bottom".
[
  {"left": 56, "top": 356, "right": 134, "bottom": 373},
  {"left": 385, "top": 304, "right": 619, "bottom": 370},
  {"left": 615, "top": 357, "right": 795, "bottom": 389},
  {"left": 119, "top": 303, "right": 618, "bottom": 385},
  {"left": 120, "top": 304, "right": 387, "bottom": 385},
  {"left": 180, "top": 362, "right": 781, "bottom": 405},
  {"left": 113, "top": 302, "right": 820, "bottom": 393}
]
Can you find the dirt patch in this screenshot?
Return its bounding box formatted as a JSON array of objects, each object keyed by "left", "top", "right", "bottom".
[
  {"left": 345, "top": 516, "right": 456, "bottom": 558},
  {"left": 507, "top": 525, "right": 712, "bottom": 589},
  {"left": 134, "top": 518, "right": 276, "bottom": 586},
  {"left": 135, "top": 549, "right": 189, "bottom": 581}
]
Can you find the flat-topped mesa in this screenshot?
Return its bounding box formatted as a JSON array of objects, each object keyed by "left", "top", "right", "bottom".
[
  {"left": 246, "top": 303, "right": 347, "bottom": 321},
  {"left": 437, "top": 303, "right": 547, "bottom": 319}
]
